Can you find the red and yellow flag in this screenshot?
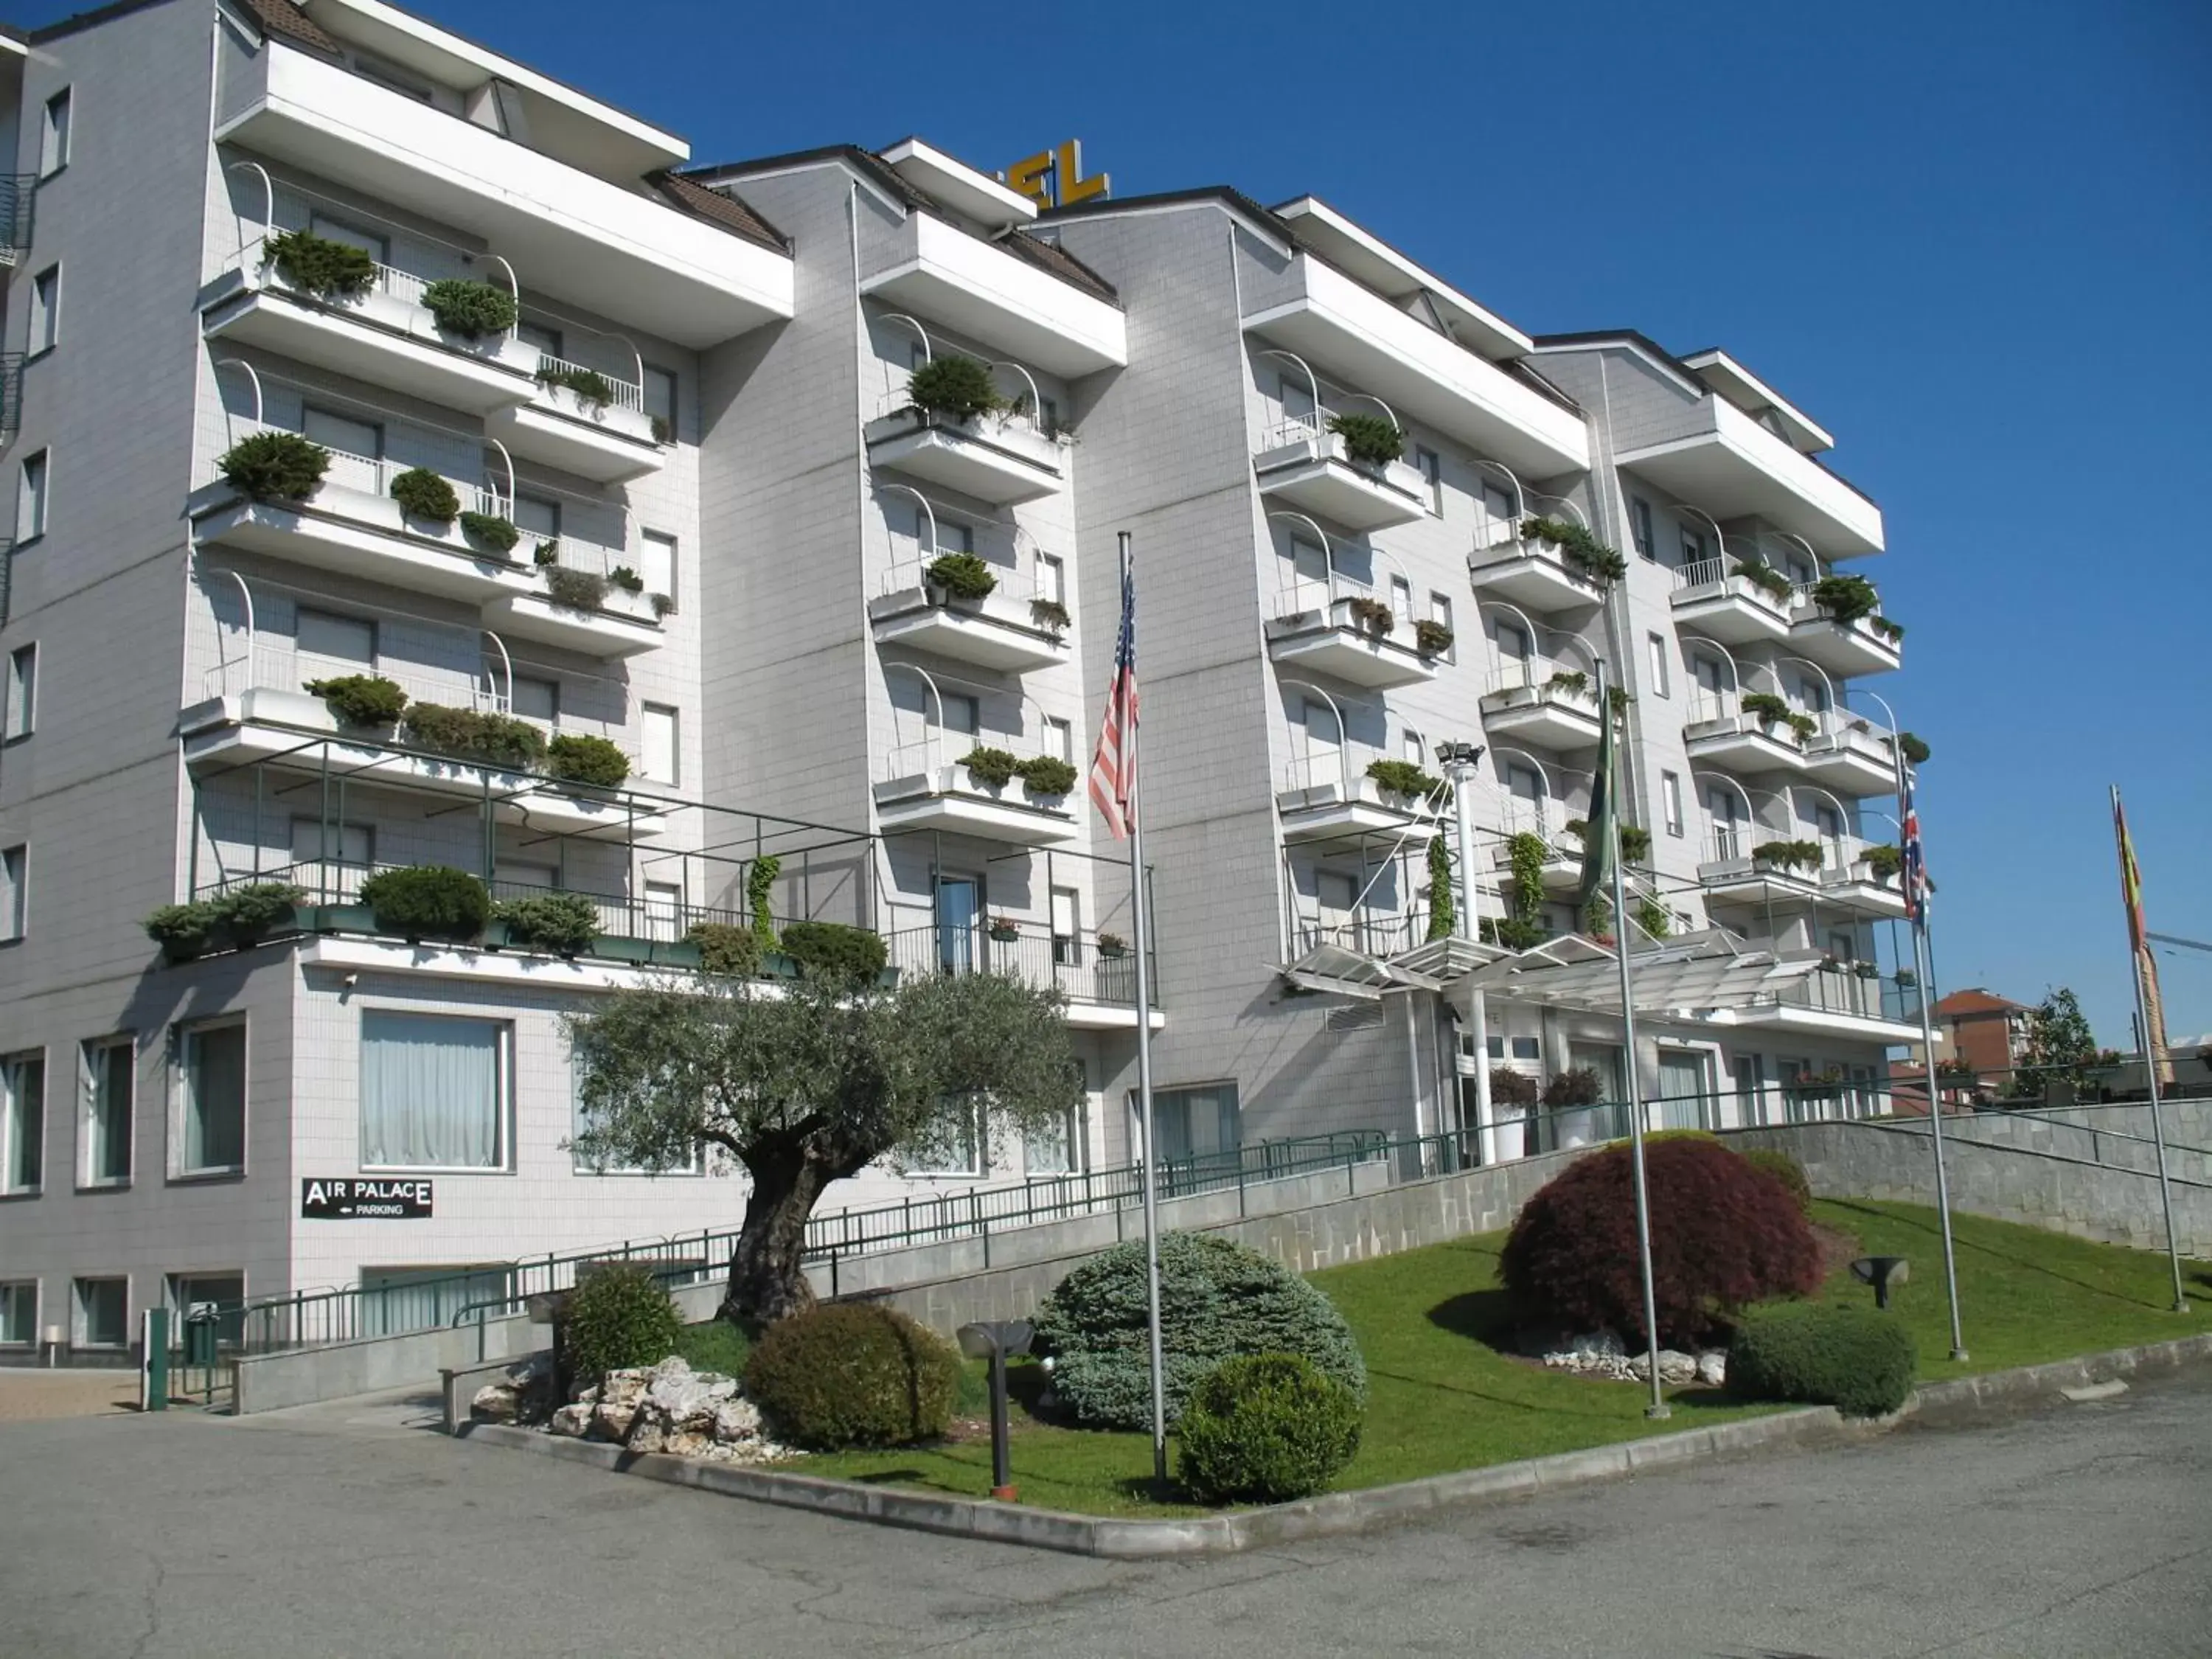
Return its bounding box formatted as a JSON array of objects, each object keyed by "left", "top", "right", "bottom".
[{"left": 2114, "top": 793, "right": 2173, "bottom": 1087}]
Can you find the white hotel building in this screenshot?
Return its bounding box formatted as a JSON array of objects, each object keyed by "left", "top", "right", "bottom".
[{"left": 0, "top": 0, "right": 1921, "bottom": 1357}]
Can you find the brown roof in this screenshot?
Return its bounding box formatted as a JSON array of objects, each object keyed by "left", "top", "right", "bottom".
[
  {"left": 1933, "top": 988, "right": 2029, "bottom": 1018},
  {"left": 644, "top": 170, "right": 787, "bottom": 255},
  {"left": 235, "top": 0, "right": 343, "bottom": 54},
  {"left": 994, "top": 229, "right": 1118, "bottom": 304}
]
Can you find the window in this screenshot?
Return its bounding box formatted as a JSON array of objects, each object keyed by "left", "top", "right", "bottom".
[
  {"left": 0, "top": 1281, "right": 33, "bottom": 1345},
  {"left": 1415, "top": 445, "right": 1442, "bottom": 514},
  {"left": 17, "top": 450, "right": 48, "bottom": 543},
  {"left": 645, "top": 880, "right": 683, "bottom": 932},
  {"left": 0, "top": 844, "right": 24, "bottom": 940},
  {"left": 572, "top": 1051, "right": 698, "bottom": 1174},
  {"left": 1035, "top": 552, "right": 1065, "bottom": 607},
  {"left": 2, "top": 1051, "right": 42, "bottom": 1194},
  {"left": 6, "top": 644, "right": 35, "bottom": 739},
  {"left": 81, "top": 1037, "right": 132, "bottom": 1186},
  {"left": 1630, "top": 497, "right": 1655, "bottom": 561},
  {"left": 1050, "top": 886, "right": 1079, "bottom": 967},
  {"left": 1041, "top": 715, "right": 1074, "bottom": 764},
  {"left": 177, "top": 1020, "right": 246, "bottom": 1176},
  {"left": 641, "top": 703, "right": 678, "bottom": 785},
  {"left": 639, "top": 530, "right": 677, "bottom": 609},
  {"left": 39, "top": 88, "right": 70, "bottom": 175},
  {"left": 361, "top": 1012, "right": 506, "bottom": 1170},
  {"left": 1661, "top": 771, "right": 1684, "bottom": 838},
  {"left": 28, "top": 265, "right": 59, "bottom": 356},
  {"left": 1402, "top": 728, "right": 1422, "bottom": 764},
  {"left": 1389, "top": 573, "right": 1413, "bottom": 621},
  {"left": 290, "top": 815, "right": 372, "bottom": 867},
  {"left": 509, "top": 492, "right": 560, "bottom": 544},
  {"left": 301, "top": 405, "right": 380, "bottom": 461},
  {"left": 1512, "top": 1035, "right": 1541, "bottom": 1061},
  {"left": 908, "top": 1095, "right": 987, "bottom": 1177},
  {"left": 74, "top": 1277, "right": 126, "bottom": 1349},
  {"left": 508, "top": 675, "right": 558, "bottom": 722},
  {"left": 295, "top": 607, "right": 375, "bottom": 666},
  {"left": 932, "top": 690, "right": 979, "bottom": 737},
  {"left": 1680, "top": 524, "right": 1708, "bottom": 568},
  {"left": 1429, "top": 593, "right": 1454, "bottom": 658},
  {"left": 642, "top": 366, "right": 677, "bottom": 438},
  {"left": 1026, "top": 1096, "right": 1085, "bottom": 1175},
  {"left": 1478, "top": 476, "right": 1515, "bottom": 535},
  {"left": 1280, "top": 374, "right": 1316, "bottom": 426},
  {"left": 1646, "top": 632, "right": 1670, "bottom": 698},
  {"left": 1144, "top": 1083, "right": 1239, "bottom": 1164},
  {"left": 358, "top": 1267, "right": 512, "bottom": 1339}
]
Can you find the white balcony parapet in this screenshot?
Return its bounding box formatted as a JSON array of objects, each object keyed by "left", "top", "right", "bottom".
[
  {"left": 1480, "top": 666, "right": 1605, "bottom": 750},
  {"left": 1264, "top": 590, "right": 1439, "bottom": 691},
  {"left": 219, "top": 44, "right": 793, "bottom": 348},
  {"left": 860, "top": 211, "right": 1124, "bottom": 378},
  {"left": 1800, "top": 716, "right": 1900, "bottom": 796},
  {"left": 1242, "top": 256, "right": 1589, "bottom": 476},
  {"left": 1613, "top": 395, "right": 1884, "bottom": 556},
  {"left": 865, "top": 390, "right": 1067, "bottom": 506},
  {"left": 1467, "top": 526, "right": 1609, "bottom": 613},
  {"left": 487, "top": 355, "right": 664, "bottom": 484},
  {"left": 1668, "top": 555, "right": 1792, "bottom": 644},
  {"left": 1785, "top": 591, "right": 1904, "bottom": 675},
  {"left": 1276, "top": 752, "right": 1439, "bottom": 844},
  {"left": 1683, "top": 696, "right": 1814, "bottom": 777},
  {"left": 1253, "top": 417, "right": 1427, "bottom": 532},
  {"left": 873, "top": 757, "right": 1083, "bottom": 846},
  {"left": 869, "top": 557, "right": 1070, "bottom": 674}
]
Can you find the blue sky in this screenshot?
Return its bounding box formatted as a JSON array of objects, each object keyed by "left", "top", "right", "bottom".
[{"left": 39, "top": 0, "right": 2212, "bottom": 1040}]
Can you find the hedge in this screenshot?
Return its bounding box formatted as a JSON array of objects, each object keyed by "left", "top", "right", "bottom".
[
  {"left": 1728, "top": 1302, "right": 1917, "bottom": 1417},
  {"left": 1176, "top": 1353, "right": 1363, "bottom": 1504},
  {"left": 743, "top": 1304, "right": 961, "bottom": 1450}
]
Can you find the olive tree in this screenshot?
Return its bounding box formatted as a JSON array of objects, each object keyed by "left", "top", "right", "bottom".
[{"left": 566, "top": 970, "right": 1082, "bottom": 1324}]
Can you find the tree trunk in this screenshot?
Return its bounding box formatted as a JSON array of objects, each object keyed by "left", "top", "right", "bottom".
[{"left": 722, "top": 1145, "right": 836, "bottom": 1326}]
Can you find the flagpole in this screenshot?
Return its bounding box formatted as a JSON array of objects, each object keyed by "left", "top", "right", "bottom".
[
  {"left": 1896, "top": 740, "right": 1967, "bottom": 1362},
  {"left": 1119, "top": 530, "right": 1169, "bottom": 1484},
  {"left": 1596, "top": 658, "right": 1666, "bottom": 1420},
  {"left": 2112, "top": 785, "right": 2188, "bottom": 1314}
]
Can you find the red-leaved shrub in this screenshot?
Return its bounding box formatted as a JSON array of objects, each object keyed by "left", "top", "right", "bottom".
[{"left": 1500, "top": 1137, "right": 1822, "bottom": 1346}]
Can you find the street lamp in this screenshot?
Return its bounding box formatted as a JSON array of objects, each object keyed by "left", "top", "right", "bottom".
[{"left": 957, "top": 1320, "right": 1034, "bottom": 1500}]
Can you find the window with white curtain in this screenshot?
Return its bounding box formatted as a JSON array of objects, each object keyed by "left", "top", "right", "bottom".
[
  {"left": 1, "top": 1051, "right": 42, "bottom": 1194},
  {"left": 906, "top": 1095, "right": 987, "bottom": 1177},
  {"left": 290, "top": 816, "right": 372, "bottom": 868},
  {"left": 641, "top": 703, "right": 678, "bottom": 785},
  {"left": 80, "top": 1038, "right": 132, "bottom": 1186},
  {"left": 1042, "top": 715, "right": 1073, "bottom": 763},
  {"left": 1661, "top": 771, "right": 1685, "bottom": 838},
  {"left": 178, "top": 1020, "right": 246, "bottom": 1176},
  {"left": 1141, "top": 1082, "right": 1240, "bottom": 1163},
  {"left": 1034, "top": 553, "right": 1065, "bottom": 605},
  {"left": 1026, "top": 1096, "right": 1085, "bottom": 1175},
  {"left": 639, "top": 530, "right": 677, "bottom": 609},
  {"left": 360, "top": 1012, "right": 506, "bottom": 1171},
  {"left": 1647, "top": 632, "right": 1670, "bottom": 698}
]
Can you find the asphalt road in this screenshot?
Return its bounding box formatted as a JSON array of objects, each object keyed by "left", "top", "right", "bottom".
[{"left": 0, "top": 1370, "right": 2205, "bottom": 1658}]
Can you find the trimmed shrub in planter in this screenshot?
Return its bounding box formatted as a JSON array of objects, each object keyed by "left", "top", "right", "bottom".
[
  {"left": 1501, "top": 1138, "right": 1823, "bottom": 1347},
  {"left": 390, "top": 467, "right": 460, "bottom": 524},
  {"left": 650, "top": 415, "right": 672, "bottom": 445},
  {"left": 1346, "top": 595, "right": 1396, "bottom": 635},
  {"left": 1481, "top": 915, "right": 1548, "bottom": 950},
  {"left": 1743, "top": 1147, "right": 1813, "bottom": 1212},
  {"left": 1097, "top": 932, "right": 1128, "bottom": 959},
  {"left": 535, "top": 364, "right": 616, "bottom": 411},
  {"left": 905, "top": 355, "right": 1005, "bottom": 423},
  {"left": 420, "top": 277, "right": 517, "bottom": 340},
  {"left": 459, "top": 512, "right": 520, "bottom": 555},
  {"left": 1542, "top": 1066, "right": 1603, "bottom": 1108},
  {"left": 262, "top": 228, "right": 378, "bottom": 300},
  {"left": 1364, "top": 758, "right": 1439, "bottom": 799},
  {"left": 1739, "top": 691, "right": 1793, "bottom": 728},
  {"left": 305, "top": 674, "right": 407, "bottom": 727},
  {"left": 219, "top": 431, "right": 330, "bottom": 502},
  {"left": 1413, "top": 619, "right": 1454, "bottom": 655},
  {"left": 1565, "top": 817, "right": 1652, "bottom": 864},
  {"left": 1034, "top": 1231, "right": 1366, "bottom": 1430},
  {"left": 608, "top": 566, "right": 644, "bottom": 594},
  {"left": 494, "top": 892, "right": 600, "bottom": 957},
  {"left": 544, "top": 567, "right": 608, "bottom": 613},
  {"left": 545, "top": 734, "right": 630, "bottom": 789},
  {"left": 778, "top": 920, "right": 887, "bottom": 984},
  {"left": 1728, "top": 1303, "right": 1917, "bottom": 1418},
  {"left": 145, "top": 902, "right": 220, "bottom": 962},
  {"left": 534, "top": 540, "right": 560, "bottom": 567},
  {"left": 359, "top": 865, "right": 492, "bottom": 941},
  {"left": 562, "top": 1263, "right": 682, "bottom": 1392},
  {"left": 1030, "top": 597, "right": 1071, "bottom": 634},
  {"left": 959, "top": 746, "right": 1020, "bottom": 789},
  {"left": 925, "top": 552, "right": 995, "bottom": 601},
  {"left": 143, "top": 881, "right": 306, "bottom": 961},
  {"left": 1016, "top": 755, "right": 1078, "bottom": 798},
  {"left": 1731, "top": 558, "right": 1795, "bottom": 601},
  {"left": 1811, "top": 574, "right": 1879, "bottom": 625},
  {"left": 742, "top": 1303, "right": 961, "bottom": 1450},
  {"left": 1521, "top": 515, "right": 1628, "bottom": 584},
  {"left": 402, "top": 704, "right": 547, "bottom": 770},
  {"left": 1752, "top": 838, "right": 1824, "bottom": 873},
  {"left": 1898, "top": 731, "right": 1931, "bottom": 766},
  {"left": 1634, "top": 894, "right": 1672, "bottom": 939},
  {"left": 1177, "top": 1353, "right": 1363, "bottom": 1505},
  {"left": 1326, "top": 411, "right": 1405, "bottom": 467},
  {"left": 1489, "top": 1065, "right": 1540, "bottom": 1107},
  {"left": 1864, "top": 844, "right": 1905, "bottom": 881},
  {"left": 686, "top": 922, "right": 762, "bottom": 978}
]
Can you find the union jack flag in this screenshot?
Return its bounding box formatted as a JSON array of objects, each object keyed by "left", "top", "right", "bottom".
[
  {"left": 1088, "top": 557, "right": 1138, "bottom": 839},
  {"left": 1901, "top": 776, "right": 1931, "bottom": 924}
]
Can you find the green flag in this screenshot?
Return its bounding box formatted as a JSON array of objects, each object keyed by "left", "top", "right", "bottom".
[{"left": 1576, "top": 667, "right": 1616, "bottom": 927}]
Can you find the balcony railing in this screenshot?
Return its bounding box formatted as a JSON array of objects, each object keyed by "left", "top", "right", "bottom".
[
  {"left": 534, "top": 352, "right": 645, "bottom": 416},
  {"left": 0, "top": 173, "right": 36, "bottom": 265},
  {"left": 1750, "top": 964, "right": 1924, "bottom": 1026},
  {"left": 883, "top": 921, "right": 1155, "bottom": 1009},
  {"left": 1291, "top": 908, "right": 1435, "bottom": 959}
]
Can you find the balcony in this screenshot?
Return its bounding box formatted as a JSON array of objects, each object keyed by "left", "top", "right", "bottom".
[
  {"left": 1253, "top": 419, "right": 1427, "bottom": 532},
  {"left": 1276, "top": 757, "right": 1436, "bottom": 844},
  {"left": 883, "top": 922, "right": 1160, "bottom": 1032},
  {"left": 1668, "top": 557, "right": 1791, "bottom": 644},
  {"left": 1682, "top": 698, "right": 1809, "bottom": 777},
  {"left": 1490, "top": 804, "right": 1583, "bottom": 894},
  {"left": 1729, "top": 963, "right": 1923, "bottom": 1041},
  {"left": 485, "top": 358, "right": 665, "bottom": 484},
  {"left": 868, "top": 562, "right": 1071, "bottom": 674},
  {"left": 1480, "top": 668, "right": 1604, "bottom": 750},
  {"left": 202, "top": 246, "right": 538, "bottom": 415},
  {"left": 1241, "top": 253, "right": 1589, "bottom": 476},
  {"left": 1800, "top": 718, "right": 1900, "bottom": 796},
  {"left": 218, "top": 44, "right": 793, "bottom": 347},
  {"left": 864, "top": 400, "right": 1066, "bottom": 506},
  {"left": 1694, "top": 830, "right": 1897, "bottom": 917},
  {"left": 874, "top": 748, "right": 1082, "bottom": 846},
  {"left": 1466, "top": 518, "right": 1608, "bottom": 613},
  {"left": 1818, "top": 852, "right": 1910, "bottom": 920},
  {"left": 484, "top": 577, "right": 662, "bottom": 658},
  {"left": 178, "top": 687, "right": 665, "bottom": 841},
  {"left": 859, "top": 210, "right": 1125, "bottom": 378},
  {"left": 1264, "top": 592, "right": 1438, "bottom": 690},
  {"left": 1787, "top": 597, "right": 1903, "bottom": 676},
  {"left": 1613, "top": 395, "right": 1884, "bottom": 556}
]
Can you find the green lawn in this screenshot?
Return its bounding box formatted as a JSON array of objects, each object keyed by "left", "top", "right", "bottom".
[{"left": 790, "top": 1201, "right": 2208, "bottom": 1517}]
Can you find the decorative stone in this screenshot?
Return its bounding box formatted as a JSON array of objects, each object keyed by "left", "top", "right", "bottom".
[
  {"left": 470, "top": 1382, "right": 520, "bottom": 1424},
  {"left": 1697, "top": 1352, "right": 1728, "bottom": 1387},
  {"left": 627, "top": 1421, "right": 667, "bottom": 1455},
  {"left": 592, "top": 1401, "right": 640, "bottom": 1441},
  {"left": 712, "top": 1399, "right": 765, "bottom": 1444},
  {"left": 662, "top": 1430, "right": 715, "bottom": 1458},
  {"left": 1627, "top": 1349, "right": 1700, "bottom": 1385},
  {"left": 549, "top": 1403, "right": 593, "bottom": 1438}
]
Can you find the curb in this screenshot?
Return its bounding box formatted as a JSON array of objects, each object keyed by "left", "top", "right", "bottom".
[{"left": 452, "top": 1329, "right": 2212, "bottom": 1558}]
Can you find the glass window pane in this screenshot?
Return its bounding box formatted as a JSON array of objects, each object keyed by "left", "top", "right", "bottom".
[
  {"left": 361, "top": 1012, "right": 502, "bottom": 1169},
  {"left": 184, "top": 1023, "right": 246, "bottom": 1172},
  {"left": 84, "top": 1039, "right": 131, "bottom": 1183},
  {"left": 7, "top": 644, "right": 36, "bottom": 739},
  {"left": 306, "top": 213, "right": 388, "bottom": 265},
  {"left": 643, "top": 366, "right": 676, "bottom": 428},
  {"left": 2, "top": 1052, "right": 42, "bottom": 1192},
  {"left": 76, "top": 1278, "right": 125, "bottom": 1347},
  {"left": 0, "top": 1282, "right": 34, "bottom": 1344}
]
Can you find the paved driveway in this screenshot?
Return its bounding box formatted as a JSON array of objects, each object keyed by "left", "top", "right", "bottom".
[{"left": 0, "top": 1371, "right": 2205, "bottom": 1657}]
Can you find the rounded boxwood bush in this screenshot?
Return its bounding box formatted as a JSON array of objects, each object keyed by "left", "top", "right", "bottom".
[
  {"left": 264, "top": 228, "right": 378, "bottom": 300},
  {"left": 563, "top": 1262, "right": 682, "bottom": 1389},
  {"left": 459, "top": 511, "right": 521, "bottom": 555},
  {"left": 1177, "top": 1353, "right": 1363, "bottom": 1505},
  {"left": 1728, "top": 1302, "right": 1917, "bottom": 1417},
  {"left": 420, "top": 276, "right": 518, "bottom": 340},
  {"left": 1326, "top": 411, "right": 1405, "bottom": 467},
  {"left": 305, "top": 674, "right": 407, "bottom": 727},
  {"left": 1034, "top": 1231, "right": 1366, "bottom": 1430},
  {"left": 358, "top": 865, "right": 491, "bottom": 941},
  {"left": 925, "top": 552, "right": 996, "bottom": 601},
  {"left": 906, "top": 354, "right": 1005, "bottom": 422},
  {"left": 1742, "top": 1147, "right": 1813, "bottom": 1213},
  {"left": 220, "top": 431, "right": 330, "bottom": 502},
  {"left": 495, "top": 893, "right": 599, "bottom": 957},
  {"left": 778, "top": 921, "right": 887, "bottom": 984},
  {"left": 390, "top": 466, "right": 461, "bottom": 524},
  {"left": 686, "top": 922, "right": 762, "bottom": 978},
  {"left": 545, "top": 733, "right": 630, "bottom": 789},
  {"left": 959, "top": 746, "right": 1020, "bottom": 789},
  {"left": 1016, "top": 756, "right": 1078, "bottom": 798},
  {"left": 400, "top": 704, "right": 547, "bottom": 770},
  {"left": 1500, "top": 1137, "right": 1821, "bottom": 1348},
  {"left": 742, "top": 1303, "right": 961, "bottom": 1450}
]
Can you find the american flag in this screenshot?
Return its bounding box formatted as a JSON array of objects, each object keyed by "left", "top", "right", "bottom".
[
  {"left": 1088, "top": 557, "right": 1138, "bottom": 839},
  {"left": 1901, "top": 776, "right": 1931, "bottom": 924}
]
